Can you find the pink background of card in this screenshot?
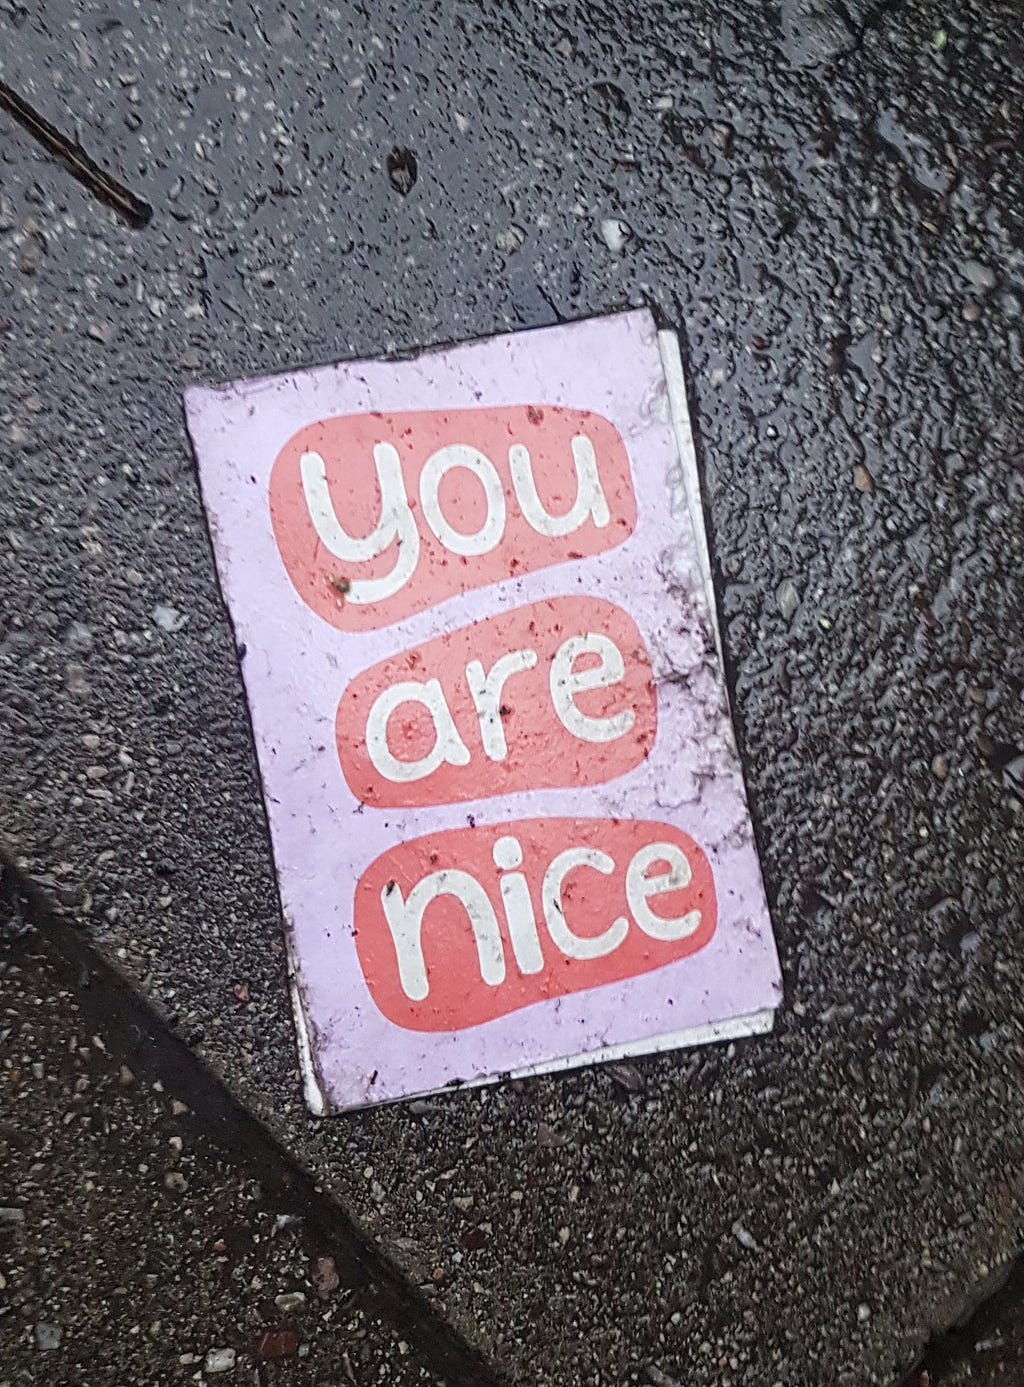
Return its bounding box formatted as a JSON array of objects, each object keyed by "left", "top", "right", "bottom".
[{"left": 184, "top": 309, "right": 782, "bottom": 1112}]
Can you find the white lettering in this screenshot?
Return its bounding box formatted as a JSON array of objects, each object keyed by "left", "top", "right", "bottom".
[
  {"left": 465, "top": 649, "right": 538, "bottom": 760},
  {"left": 381, "top": 870, "right": 505, "bottom": 1001},
  {"left": 365, "top": 679, "right": 471, "bottom": 783},
  {"left": 420, "top": 445, "right": 506, "bottom": 556},
  {"left": 493, "top": 836, "right": 544, "bottom": 975},
  {"left": 625, "top": 843, "right": 701, "bottom": 941},
  {"left": 542, "top": 847, "right": 628, "bottom": 959},
  {"left": 509, "top": 434, "right": 611, "bottom": 536},
  {"left": 300, "top": 445, "right": 419, "bottom": 604},
  {"left": 549, "top": 633, "right": 635, "bottom": 744}
]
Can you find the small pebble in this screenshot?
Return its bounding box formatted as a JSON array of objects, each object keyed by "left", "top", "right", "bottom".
[
  {"left": 607, "top": 1061, "right": 645, "bottom": 1092},
  {"left": 962, "top": 302, "right": 982, "bottom": 322},
  {"left": 777, "top": 578, "right": 801, "bottom": 622},
  {"left": 600, "top": 217, "right": 631, "bottom": 253},
  {"left": 152, "top": 604, "right": 185, "bottom": 633},
  {"left": 312, "top": 1255, "right": 340, "bottom": 1296},
  {"left": 205, "top": 1348, "right": 236, "bottom": 1373},
  {"left": 35, "top": 1323, "right": 62, "bottom": 1351},
  {"left": 853, "top": 464, "right": 874, "bottom": 494},
  {"left": 961, "top": 259, "right": 996, "bottom": 291},
  {"left": 274, "top": 1291, "right": 307, "bottom": 1312},
  {"left": 18, "top": 226, "right": 46, "bottom": 275},
  {"left": 931, "top": 754, "right": 948, "bottom": 780},
  {"left": 258, "top": 1329, "right": 299, "bottom": 1359},
  {"left": 64, "top": 622, "right": 94, "bottom": 651},
  {"left": 731, "top": 1220, "right": 760, "bottom": 1251}
]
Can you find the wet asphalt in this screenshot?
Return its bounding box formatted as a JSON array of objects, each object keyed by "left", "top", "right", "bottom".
[
  {"left": 0, "top": 896, "right": 447, "bottom": 1385},
  {"left": 1, "top": 1, "right": 1024, "bottom": 1384}
]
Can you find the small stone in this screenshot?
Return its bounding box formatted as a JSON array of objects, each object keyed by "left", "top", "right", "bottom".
[
  {"left": 600, "top": 217, "right": 631, "bottom": 253},
  {"left": 35, "top": 1323, "right": 62, "bottom": 1351},
  {"left": 87, "top": 322, "right": 114, "bottom": 344},
  {"left": 65, "top": 621, "right": 94, "bottom": 651},
  {"left": 119, "top": 1065, "right": 135, "bottom": 1085},
  {"left": 0, "top": 1207, "right": 25, "bottom": 1224},
  {"left": 731, "top": 1220, "right": 760, "bottom": 1251},
  {"left": 312, "top": 1255, "right": 340, "bottom": 1296},
  {"left": 273, "top": 1292, "right": 306, "bottom": 1312},
  {"left": 386, "top": 146, "right": 418, "bottom": 195},
  {"left": 607, "top": 1061, "right": 645, "bottom": 1093},
  {"left": 776, "top": 579, "right": 801, "bottom": 622},
  {"left": 163, "top": 1171, "right": 187, "bottom": 1193},
  {"left": 959, "top": 931, "right": 982, "bottom": 955},
  {"left": 453, "top": 1194, "right": 475, "bottom": 1212},
  {"left": 931, "top": 754, "right": 948, "bottom": 780},
  {"left": 646, "top": 1367, "right": 684, "bottom": 1387},
  {"left": 204, "top": 1348, "right": 236, "bottom": 1373},
  {"left": 962, "top": 301, "right": 982, "bottom": 322},
  {"left": 170, "top": 1099, "right": 189, "bottom": 1116},
  {"left": 152, "top": 604, "right": 185, "bottom": 632},
  {"left": 857, "top": 1302, "right": 871, "bottom": 1323},
  {"left": 66, "top": 663, "right": 90, "bottom": 696},
  {"left": 258, "top": 1329, "right": 298, "bottom": 1359},
  {"left": 853, "top": 464, "right": 874, "bottom": 494},
  {"left": 18, "top": 226, "right": 46, "bottom": 275},
  {"left": 961, "top": 259, "right": 996, "bottom": 291},
  {"left": 496, "top": 225, "right": 525, "bottom": 253}
]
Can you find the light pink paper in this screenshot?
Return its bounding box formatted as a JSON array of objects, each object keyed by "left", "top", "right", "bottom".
[{"left": 185, "top": 310, "right": 782, "bottom": 1112}]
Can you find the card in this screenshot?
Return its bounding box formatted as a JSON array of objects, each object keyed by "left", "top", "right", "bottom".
[{"left": 184, "top": 309, "right": 782, "bottom": 1113}]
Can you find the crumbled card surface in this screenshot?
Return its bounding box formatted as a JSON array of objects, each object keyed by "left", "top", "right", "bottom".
[{"left": 184, "top": 309, "right": 782, "bottom": 1113}]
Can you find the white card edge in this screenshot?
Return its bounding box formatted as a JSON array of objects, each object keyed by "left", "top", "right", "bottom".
[
  {"left": 284, "top": 931, "right": 327, "bottom": 1117},
  {"left": 324, "top": 1008, "right": 777, "bottom": 1113},
  {"left": 657, "top": 329, "right": 724, "bottom": 668},
  {"left": 503, "top": 1007, "right": 776, "bottom": 1081}
]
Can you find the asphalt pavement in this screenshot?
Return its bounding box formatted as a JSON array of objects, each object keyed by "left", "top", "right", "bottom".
[
  {"left": 2, "top": 1, "right": 1024, "bottom": 1383},
  {"left": 0, "top": 901, "right": 446, "bottom": 1385}
]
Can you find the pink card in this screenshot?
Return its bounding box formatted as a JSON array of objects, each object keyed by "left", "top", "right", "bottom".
[{"left": 184, "top": 310, "right": 782, "bottom": 1113}]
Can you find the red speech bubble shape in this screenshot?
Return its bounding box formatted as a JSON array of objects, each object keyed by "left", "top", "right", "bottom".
[
  {"left": 269, "top": 406, "right": 636, "bottom": 631},
  {"left": 354, "top": 818, "right": 717, "bottom": 1031},
  {"left": 336, "top": 596, "right": 656, "bottom": 808}
]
